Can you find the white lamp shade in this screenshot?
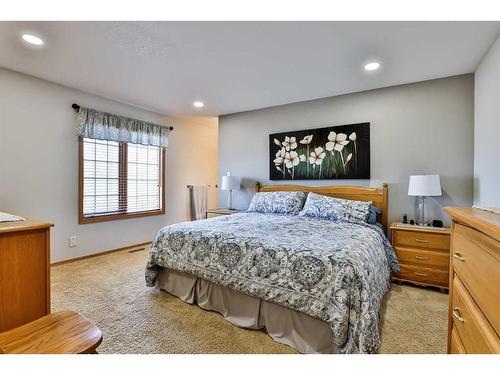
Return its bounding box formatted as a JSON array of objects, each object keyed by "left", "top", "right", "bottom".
[
  {"left": 408, "top": 175, "right": 442, "bottom": 196},
  {"left": 221, "top": 176, "right": 240, "bottom": 191}
]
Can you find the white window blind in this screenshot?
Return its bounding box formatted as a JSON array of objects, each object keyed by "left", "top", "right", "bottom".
[
  {"left": 127, "top": 143, "right": 161, "bottom": 213},
  {"left": 82, "top": 137, "right": 163, "bottom": 218}
]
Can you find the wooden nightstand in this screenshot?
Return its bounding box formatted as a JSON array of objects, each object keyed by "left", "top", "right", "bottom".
[
  {"left": 390, "top": 223, "right": 451, "bottom": 292},
  {"left": 205, "top": 208, "right": 241, "bottom": 219}
]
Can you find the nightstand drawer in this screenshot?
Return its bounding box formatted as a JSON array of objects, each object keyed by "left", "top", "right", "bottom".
[
  {"left": 393, "top": 264, "right": 448, "bottom": 287},
  {"left": 451, "top": 275, "right": 500, "bottom": 353},
  {"left": 394, "top": 246, "right": 449, "bottom": 269},
  {"left": 393, "top": 230, "right": 449, "bottom": 251}
]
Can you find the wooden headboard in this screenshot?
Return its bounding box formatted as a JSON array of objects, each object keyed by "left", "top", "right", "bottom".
[{"left": 256, "top": 182, "right": 388, "bottom": 233}]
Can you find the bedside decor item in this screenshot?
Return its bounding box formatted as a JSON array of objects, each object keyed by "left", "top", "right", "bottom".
[
  {"left": 408, "top": 174, "right": 442, "bottom": 226},
  {"left": 269, "top": 122, "right": 370, "bottom": 180},
  {"left": 432, "top": 219, "right": 443, "bottom": 228},
  {"left": 390, "top": 223, "right": 451, "bottom": 292},
  {"left": 402, "top": 213, "right": 408, "bottom": 224},
  {"left": 221, "top": 172, "right": 240, "bottom": 210}
]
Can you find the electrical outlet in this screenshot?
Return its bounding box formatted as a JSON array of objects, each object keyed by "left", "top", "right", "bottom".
[{"left": 69, "top": 236, "right": 77, "bottom": 247}]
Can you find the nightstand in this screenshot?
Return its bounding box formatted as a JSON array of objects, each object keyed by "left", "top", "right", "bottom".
[
  {"left": 205, "top": 208, "right": 241, "bottom": 219},
  {"left": 390, "top": 223, "right": 451, "bottom": 292}
]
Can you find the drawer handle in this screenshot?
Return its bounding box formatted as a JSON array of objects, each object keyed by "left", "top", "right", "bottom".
[
  {"left": 415, "top": 256, "right": 428, "bottom": 260},
  {"left": 415, "top": 272, "right": 428, "bottom": 277},
  {"left": 453, "top": 252, "right": 465, "bottom": 262},
  {"left": 452, "top": 308, "right": 465, "bottom": 323},
  {"left": 415, "top": 239, "right": 429, "bottom": 243}
]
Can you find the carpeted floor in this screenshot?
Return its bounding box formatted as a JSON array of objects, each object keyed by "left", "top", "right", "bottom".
[{"left": 51, "top": 247, "right": 449, "bottom": 354}]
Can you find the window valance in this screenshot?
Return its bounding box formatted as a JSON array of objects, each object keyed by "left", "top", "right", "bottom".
[{"left": 76, "top": 106, "right": 171, "bottom": 148}]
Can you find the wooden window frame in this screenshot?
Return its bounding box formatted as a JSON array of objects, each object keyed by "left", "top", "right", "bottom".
[{"left": 78, "top": 137, "right": 166, "bottom": 224}]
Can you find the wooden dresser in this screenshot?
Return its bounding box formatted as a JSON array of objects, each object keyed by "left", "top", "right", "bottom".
[
  {"left": 390, "top": 223, "right": 451, "bottom": 292},
  {"left": 0, "top": 215, "right": 53, "bottom": 332},
  {"left": 443, "top": 207, "right": 500, "bottom": 354}
]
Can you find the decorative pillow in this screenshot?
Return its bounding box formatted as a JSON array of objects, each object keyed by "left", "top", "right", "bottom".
[
  {"left": 247, "top": 191, "right": 307, "bottom": 215},
  {"left": 299, "top": 192, "right": 372, "bottom": 223},
  {"left": 367, "top": 205, "right": 382, "bottom": 224}
]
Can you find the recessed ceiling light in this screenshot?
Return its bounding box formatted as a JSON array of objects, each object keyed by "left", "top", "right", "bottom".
[
  {"left": 364, "top": 62, "right": 380, "bottom": 71},
  {"left": 193, "top": 101, "right": 204, "bottom": 108},
  {"left": 22, "top": 34, "right": 44, "bottom": 46}
]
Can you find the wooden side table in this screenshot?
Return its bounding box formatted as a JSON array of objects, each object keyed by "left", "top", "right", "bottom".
[
  {"left": 390, "top": 223, "right": 451, "bottom": 292},
  {"left": 0, "top": 310, "right": 102, "bottom": 354},
  {"left": 206, "top": 208, "right": 241, "bottom": 219}
]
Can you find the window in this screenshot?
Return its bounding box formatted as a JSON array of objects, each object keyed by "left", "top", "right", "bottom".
[{"left": 79, "top": 137, "right": 165, "bottom": 224}]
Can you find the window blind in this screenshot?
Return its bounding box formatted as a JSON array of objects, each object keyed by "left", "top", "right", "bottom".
[{"left": 82, "top": 138, "right": 163, "bottom": 218}]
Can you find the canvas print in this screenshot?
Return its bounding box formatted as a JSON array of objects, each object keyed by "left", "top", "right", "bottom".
[{"left": 270, "top": 122, "right": 370, "bottom": 180}]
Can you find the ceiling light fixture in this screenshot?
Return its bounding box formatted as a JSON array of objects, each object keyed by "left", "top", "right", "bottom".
[
  {"left": 364, "top": 62, "right": 380, "bottom": 71},
  {"left": 22, "top": 34, "right": 44, "bottom": 46},
  {"left": 193, "top": 101, "right": 204, "bottom": 108}
]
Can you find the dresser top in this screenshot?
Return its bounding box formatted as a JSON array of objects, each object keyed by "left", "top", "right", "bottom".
[
  {"left": 390, "top": 222, "right": 451, "bottom": 234},
  {"left": 443, "top": 207, "right": 500, "bottom": 241},
  {"left": 0, "top": 213, "right": 53, "bottom": 234}
]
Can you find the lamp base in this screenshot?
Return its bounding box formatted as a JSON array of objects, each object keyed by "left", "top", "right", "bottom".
[
  {"left": 415, "top": 221, "right": 429, "bottom": 226},
  {"left": 227, "top": 189, "right": 233, "bottom": 210},
  {"left": 415, "top": 196, "right": 428, "bottom": 226}
]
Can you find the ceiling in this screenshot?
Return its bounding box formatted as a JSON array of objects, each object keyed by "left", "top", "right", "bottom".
[{"left": 1, "top": 21, "right": 499, "bottom": 117}]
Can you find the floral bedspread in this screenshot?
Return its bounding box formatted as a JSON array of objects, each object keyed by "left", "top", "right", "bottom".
[{"left": 145, "top": 212, "right": 399, "bottom": 353}]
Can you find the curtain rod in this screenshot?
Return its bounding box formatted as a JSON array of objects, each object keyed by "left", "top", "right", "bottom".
[{"left": 71, "top": 103, "right": 174, "bottom": 131}]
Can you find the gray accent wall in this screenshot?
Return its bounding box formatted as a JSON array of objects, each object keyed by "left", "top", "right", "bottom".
[
  {"left": 218, "top": 74, "right": 474, "bottom": 225},
  {"left": 474, "top": 35, "right": 500, "bottom": 208}
]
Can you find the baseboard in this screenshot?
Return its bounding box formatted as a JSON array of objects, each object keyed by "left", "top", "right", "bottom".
[{"left": 51, "top": 241, "right": 152, "bottom": 266}]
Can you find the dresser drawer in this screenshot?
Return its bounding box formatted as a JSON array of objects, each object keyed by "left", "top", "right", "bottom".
[
  {"left": 450, "top": 326, "right": 466, "bottom": 354},
  {"left": 451, "top": 276, "right": 500, "bottom": 353},
  {"left": 392, "top": 264, "right": 448, "bottom": 287},
  {"left": 452, "top": 223, "right": 500, "bottom": 336},
  {"left": 393, "top": 230, "right": 449, "bottom": 251},
  {"left": 394, "top": 246, "right": 449, "bottom": 269}
]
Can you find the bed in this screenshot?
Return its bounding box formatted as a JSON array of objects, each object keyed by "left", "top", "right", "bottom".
[{"left": 145, "top": 183, "right": 398, "bottom": 354}]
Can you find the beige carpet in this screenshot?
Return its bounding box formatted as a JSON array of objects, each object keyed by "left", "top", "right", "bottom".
[{"left": 51, "top": 247, "right": 448, "bottom": 354}]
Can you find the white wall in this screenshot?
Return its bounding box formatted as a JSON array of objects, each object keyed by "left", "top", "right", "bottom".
[
  {"left": 0, "top": 68, "right": 218, "bottom": 262},
  {"left": 474, "top": 35, "right": 500, "bottom": 208},
  {"left": 219, "top": 75, "right": 475, "bottom": 226}
]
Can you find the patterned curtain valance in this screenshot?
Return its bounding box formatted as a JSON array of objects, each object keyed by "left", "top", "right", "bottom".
[{"left": 76, "top": 106, "right": 171, "bottom": 148}]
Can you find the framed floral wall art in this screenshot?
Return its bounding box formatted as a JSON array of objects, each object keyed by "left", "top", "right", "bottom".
[{"left": 269, "top": 122, "right": 370, "bottom": 180}]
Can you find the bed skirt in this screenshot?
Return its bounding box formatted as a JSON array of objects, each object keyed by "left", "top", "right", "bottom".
[{"left": 154, "top": 267, "right": 337, "bottom": 354}]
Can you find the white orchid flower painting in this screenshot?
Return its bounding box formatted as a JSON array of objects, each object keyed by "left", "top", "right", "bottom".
[{"left": 269, "top": 123, "right": 370, "bottom": 180}]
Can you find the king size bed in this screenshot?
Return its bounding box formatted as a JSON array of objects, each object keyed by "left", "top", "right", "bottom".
[{"left": 145, "top": 183, "right": 399, "bottom": 354}]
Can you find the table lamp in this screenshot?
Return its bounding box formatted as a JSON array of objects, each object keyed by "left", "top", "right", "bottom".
[
  {"left": 408, "top": 175, "right": 442, "bottom": 226},
  {"left": 221, "top": 172, "right": 241, "bottom": 211}
]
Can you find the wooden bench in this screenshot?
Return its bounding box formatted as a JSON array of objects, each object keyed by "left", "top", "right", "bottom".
[{"left": 0, "top": 311, "right": 103, "bottom": 354}]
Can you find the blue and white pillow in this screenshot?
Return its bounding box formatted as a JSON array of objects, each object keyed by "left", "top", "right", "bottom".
[
  {"left": 299, "top": 192, "right": 372, "bottom": 223},
  {"left": 247, "top": 191, "right": 306, "bottom": 215},
  {"left": 367, "top": 205, "right": 382, "bottom": 224}
]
